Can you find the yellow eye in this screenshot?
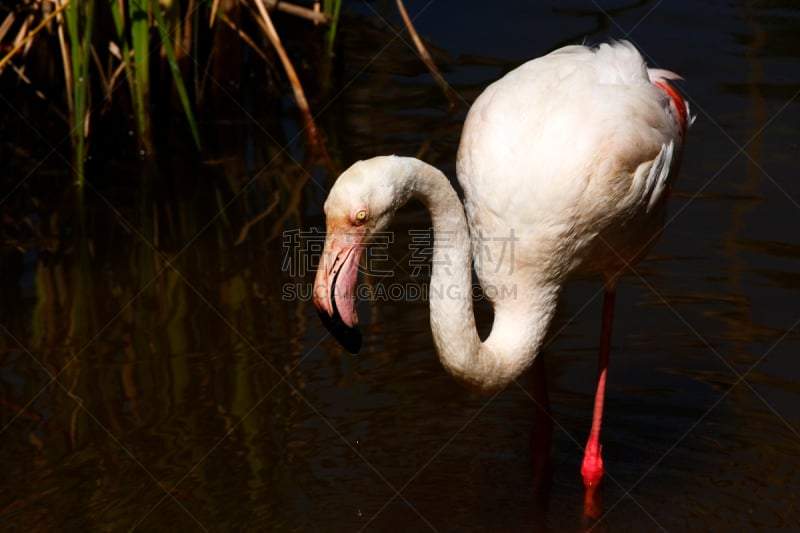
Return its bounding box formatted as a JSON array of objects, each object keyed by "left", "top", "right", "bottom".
[{"left": 354, "top": 209, "right": 368, "bottom": 224}]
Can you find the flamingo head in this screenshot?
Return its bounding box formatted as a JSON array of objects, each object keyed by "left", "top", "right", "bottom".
[{"left": 313, "top": 157, "right": 409, "bottom": 353}]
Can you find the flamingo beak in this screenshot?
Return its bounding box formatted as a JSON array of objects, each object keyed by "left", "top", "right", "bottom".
[{"left": 313, "top": 228, "right": 364, "bottom": 353}]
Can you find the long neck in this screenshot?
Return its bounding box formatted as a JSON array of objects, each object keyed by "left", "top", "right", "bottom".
[{"left": 395, "top": 156, "right": 559, "bottom": 392}]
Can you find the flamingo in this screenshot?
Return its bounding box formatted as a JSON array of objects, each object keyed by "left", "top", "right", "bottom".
[{"left": 313, "top": 41, "right": 691, "bottom": 491}]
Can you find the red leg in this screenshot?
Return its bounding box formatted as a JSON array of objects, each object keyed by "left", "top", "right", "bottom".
[{"left": 581, "top": 287, "right": 616, "bottom": 489}]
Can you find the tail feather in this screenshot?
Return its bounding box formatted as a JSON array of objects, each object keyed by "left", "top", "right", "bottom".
[{"left": 648, "top": 68, "right": 684, "bottom": 82}]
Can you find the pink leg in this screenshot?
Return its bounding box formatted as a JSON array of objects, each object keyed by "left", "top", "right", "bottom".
[{"left": 581, "top": 287, "right": 616, "bottom": 489}]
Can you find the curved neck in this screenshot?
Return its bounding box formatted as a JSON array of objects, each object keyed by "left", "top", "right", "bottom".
[{"left": 395, "top": 157, "right": 559, "bottom": 391}]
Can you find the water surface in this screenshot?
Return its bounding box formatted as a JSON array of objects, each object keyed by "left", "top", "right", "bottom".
[{"left": 2, "top": 1, "right": 799, "bottom": 531}]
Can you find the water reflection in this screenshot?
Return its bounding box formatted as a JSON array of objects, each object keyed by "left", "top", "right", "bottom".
[{"left": 2, "top": 1, "right": 800, "bottom": 531}]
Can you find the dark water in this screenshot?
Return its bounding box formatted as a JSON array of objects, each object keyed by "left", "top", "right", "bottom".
[{"left": 2, "top": 1, "right": 800, "bottom": 531}]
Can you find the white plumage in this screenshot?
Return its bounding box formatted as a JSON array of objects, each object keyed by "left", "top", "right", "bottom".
[{"left": 313, "top": 41, "right": 692, "bottom": 491}]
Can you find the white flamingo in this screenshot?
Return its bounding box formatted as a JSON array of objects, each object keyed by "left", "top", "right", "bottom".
[{"left": 313, "top": 41, "right": 691, "bottom": 490}]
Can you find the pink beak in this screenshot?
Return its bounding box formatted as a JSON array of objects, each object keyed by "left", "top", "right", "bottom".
[{"left": 313, "top": 228, "right": 364, "bottom": 353}]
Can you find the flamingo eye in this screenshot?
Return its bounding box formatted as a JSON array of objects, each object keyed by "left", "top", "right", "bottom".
[{"left": 353, "top": 209, "right": 368, "bottom": 225}]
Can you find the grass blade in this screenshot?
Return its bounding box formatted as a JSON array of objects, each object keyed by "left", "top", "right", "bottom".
[
  {"left": 63, "top": 0, "right": 95, "bottom": 187},
  {"left": 150, "top": 0, "right": 201, "bottom": 150},
  {"left": 323, "top": 0, "right": 342, "bottom": 58},
  {"left": 129, "top": 0, "right": 153, "bottom": 154}
]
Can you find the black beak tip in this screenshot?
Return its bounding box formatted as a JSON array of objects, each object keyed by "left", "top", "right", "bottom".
[{"left": 317, "top": 309, "right": 362, "bottom": 354}]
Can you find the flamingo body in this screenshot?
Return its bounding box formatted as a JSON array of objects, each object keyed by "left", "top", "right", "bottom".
[
  {"left": 313, "top": 41, "right": 691, "bottom": 493},
  {"left": 459, "top": 42, "right": 688, "bottom": 296}
]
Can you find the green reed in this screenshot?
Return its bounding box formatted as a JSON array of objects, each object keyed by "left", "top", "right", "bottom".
[
  {"left": 323, "top": 0, "right": 343, "bottom": 58},
  {"left": 107, "top": 0, "right": 151, "bottom": 156},
  {"left": 62, "top": 0, "right": 202, "bottom": 178},
  {"left": 2, "top": 0, "right": 353, "bottom": 187},
  {"left": 63, "top": 0, "right": 95, "bottom": 187},
  {"left": 150, "top": 0, "right": 200, "bottom": 150}
]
